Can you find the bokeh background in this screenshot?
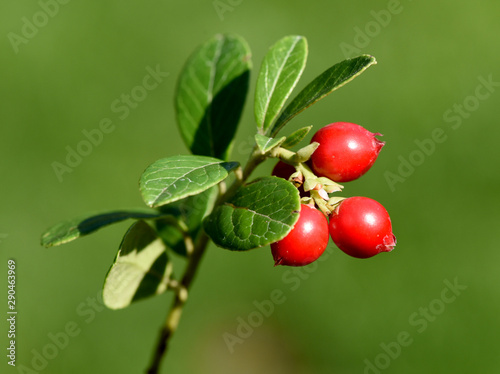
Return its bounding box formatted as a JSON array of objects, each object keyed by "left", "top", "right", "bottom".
[{"left": 1, "top": 1, "right": 499, "bottom": 373}]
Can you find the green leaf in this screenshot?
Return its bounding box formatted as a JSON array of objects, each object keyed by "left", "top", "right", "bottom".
[
  {"left": 175, "top": 34, "right": 252, "bottom": 160},
  {"left": 103, "top": 220, "right": 172, "bottom": 310},
  {"left": 255, "top": 35, "right": 307, "bottom": 133},
  {"left": 255, "top": 134, "right": 286, "bottom": 154},
  {"left": 139, "top": 155, "right": 238, "bottom": 208},
  {"left": 271, "top": 55, "right": 377, "bottom": 136},
  {"left": 155, "top": 186, "right": 218, "bottom": 257},
  {"left": 41, "top": 208, "right": 164, "bottom": 248},
  {"left": 204, "top": 176, "right": 300, "bottom": 251},
  {"left": 281, "top": 125, "right": 313, "bottom": 149}
]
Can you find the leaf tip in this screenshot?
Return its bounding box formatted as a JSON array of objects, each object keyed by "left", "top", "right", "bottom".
[
  {"left": 362, "top": 54, "right": 377, "bottom": 65},
  {"left": 40, "top": 239, "right": 51, "bottom": 248},
  {"left": 223, "top": 161, "right": 240, "bottom": 172}
]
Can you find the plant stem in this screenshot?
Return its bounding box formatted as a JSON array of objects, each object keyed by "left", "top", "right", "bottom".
[
  {"left": 146, "top": 145, "right": 265, "bottom": 374},
  {"left": 146, "top": 231, "right": 209, "bottom": 374}
]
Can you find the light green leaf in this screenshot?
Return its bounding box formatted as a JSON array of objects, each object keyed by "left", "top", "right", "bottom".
[
  {"left": 175, "top": 34, "right": 251, "bottom": 160},
  {"left": 281, "top": 125, "right": 313, "bottom": 149},
  {"left": 103, "top": 220, "right": 172, "bottom": 310},
  {"left": 155, "top": 186, "right": 218, "bottom": 257},
  {"left": 204, "top": 176, "right": 300, "bottom": 251},
  {"left": 271, "top": 55, "right": 377, "bottom": 136},
  {"left": 41, "top": 208, "right": 164, "bottom": 248},
  {"left": 139, "top": 155, "right": 238, "bottom": 208},
  {"left": 255, "top": 134, "right": 286, "bottom": 154},
  {"left": 255, "top": 35, "right": 307, "bottom": 133}
]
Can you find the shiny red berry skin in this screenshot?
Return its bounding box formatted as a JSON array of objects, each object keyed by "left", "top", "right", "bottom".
[
  {"left": 329, "top": 197, "right": 396, "bottom": 259},
  {"left": 272, "top": 161, "right": 296, "bottom": 180},
  {"left": 271, "top": 204, "right": 329, "bottom": 266},
  {"left": 310, "top": 122, "right": 385, "bottom": 182},
  {"left": 271, "top": 161, "right": 306, "bottom": 197}
]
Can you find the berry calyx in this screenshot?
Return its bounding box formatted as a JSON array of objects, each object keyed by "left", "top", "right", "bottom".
[
  {"left": 271, "top": 204, "right": 329, "bottom": 266},
  {"left": 329, "top": 196, "right": 396, "bottom": 259},
  {"left": 310, "top": 122, "right": 385, "bottom": 182}
]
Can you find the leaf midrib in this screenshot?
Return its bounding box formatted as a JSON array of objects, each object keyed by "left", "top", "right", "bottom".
[
  {"left": 147, "top": 161, "right": 223, "bottom": 205},
  {"left": 261, "top": 36, "right": 301, "bottom": 130},
  {"left": 205, "top": 37, "right": 224, "bottom": 156}
]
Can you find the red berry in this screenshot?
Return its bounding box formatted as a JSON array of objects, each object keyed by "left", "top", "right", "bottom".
[
  {"left": 310, "top": 122, "right": 385, "bottom": 182},
  {"left": 272, "top": 161, "right": 296, "bottom": 180},
  {"left": 329, "top": 197, "right": 396, "bottom": 259},
  {"left": 271, "top": 161, "right": 306, "bottom": 197},
  {"left": 271, "top": 204, "right": 329, "bottom": 266}
]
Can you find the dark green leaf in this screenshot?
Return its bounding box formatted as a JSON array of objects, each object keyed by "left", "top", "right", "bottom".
[
  {"left": 156, "top": 186, "right": 218, "bottom": 257},
  {"left": 175, "top": 34, "right": 251, "bottom": 160},
  {"left": 204, "top": 176, "right": 300, "bottom": 251},
  {"left": 103, "top": 220, "right": 171, "bottom": 310},
  {"left": 139, "top": 155, "right": 238, "bottom": 208},
  {"left": 271, "top": 55, "right": 377, "bottom": 136},
  {"left": 255, "top": 134, "right": 286, "bottom": 154},
  {"left": 254, "top": 35, "right": 307, "bottom": 133},
  {"left": 41, "top": 208, "right": 164, "bottom": 247},
  {"left": 281, "top": 125, "right": 313, "bottom": 149}
]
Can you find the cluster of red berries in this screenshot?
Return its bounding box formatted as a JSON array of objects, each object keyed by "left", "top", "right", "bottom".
[{"left": 271, "top": 122, "right": 396, "bottom": 266}]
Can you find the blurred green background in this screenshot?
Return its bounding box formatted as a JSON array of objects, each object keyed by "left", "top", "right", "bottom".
[{"left": 1, "top": 0, "right": 499, "bottom": 373}]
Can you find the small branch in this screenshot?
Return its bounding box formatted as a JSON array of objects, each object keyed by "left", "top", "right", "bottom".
[
  {"left": 183, "top": 235, "right": 195, "bottom": 257},
  {"left": 218, "top": 180, "right": 227, "bottom": 195},
  {"left": 146, "top": 145, "right": 266, "bottom": 374},
  {"left": 146, "top": 231, "right": 209, "bottom": 374},
  {"left": 233, "top": 165, "right": 244, "bottom": 183}
]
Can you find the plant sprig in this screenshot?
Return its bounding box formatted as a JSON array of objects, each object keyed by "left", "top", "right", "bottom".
[{"left": 40, "top": 33, "right": 376, "bottom": 373}]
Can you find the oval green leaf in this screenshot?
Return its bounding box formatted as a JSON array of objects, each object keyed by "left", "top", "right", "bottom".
[
  {"left": 271, "top": 55, "right": 377, "bottom": 136},
  {"left": 103, "top": 220, "right": 172, "bottom": 310},
  {"left": 139, "top": 155, "right": 238, "bottom": 208},
  {"left": 41, "top": 208, "right": 164, "bottom": 248},
  {"left": 204, "top": 176, "right": 300, "bottom": 251},
  {"left": 175, "top": 33, "right": 251, "bottom": 160},
  {"left": 255, "top": 35, "right": 307, "bottom": 133},
  {"left": 281, "top": 125, "right": 313, "bottom": 149},
  {"left": 255, "top": 134, "right": 286, "bottom": 154}
]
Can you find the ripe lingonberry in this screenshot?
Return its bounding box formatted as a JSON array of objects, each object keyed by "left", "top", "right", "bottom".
[
  {"left": 310, "top": 122, "right": 385, "bottom": 182},
  {"left": 272, "top": 160, "right": 296, "bottom": 180},
  {"left": 271, "top": 204, "right": 329, "bottom": 266},
  {"left": 329, "top": 197, "right": 396, "bottom": 259},
  {"left": 272, "top": 161, "right": 306, "bottom": 197}
]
